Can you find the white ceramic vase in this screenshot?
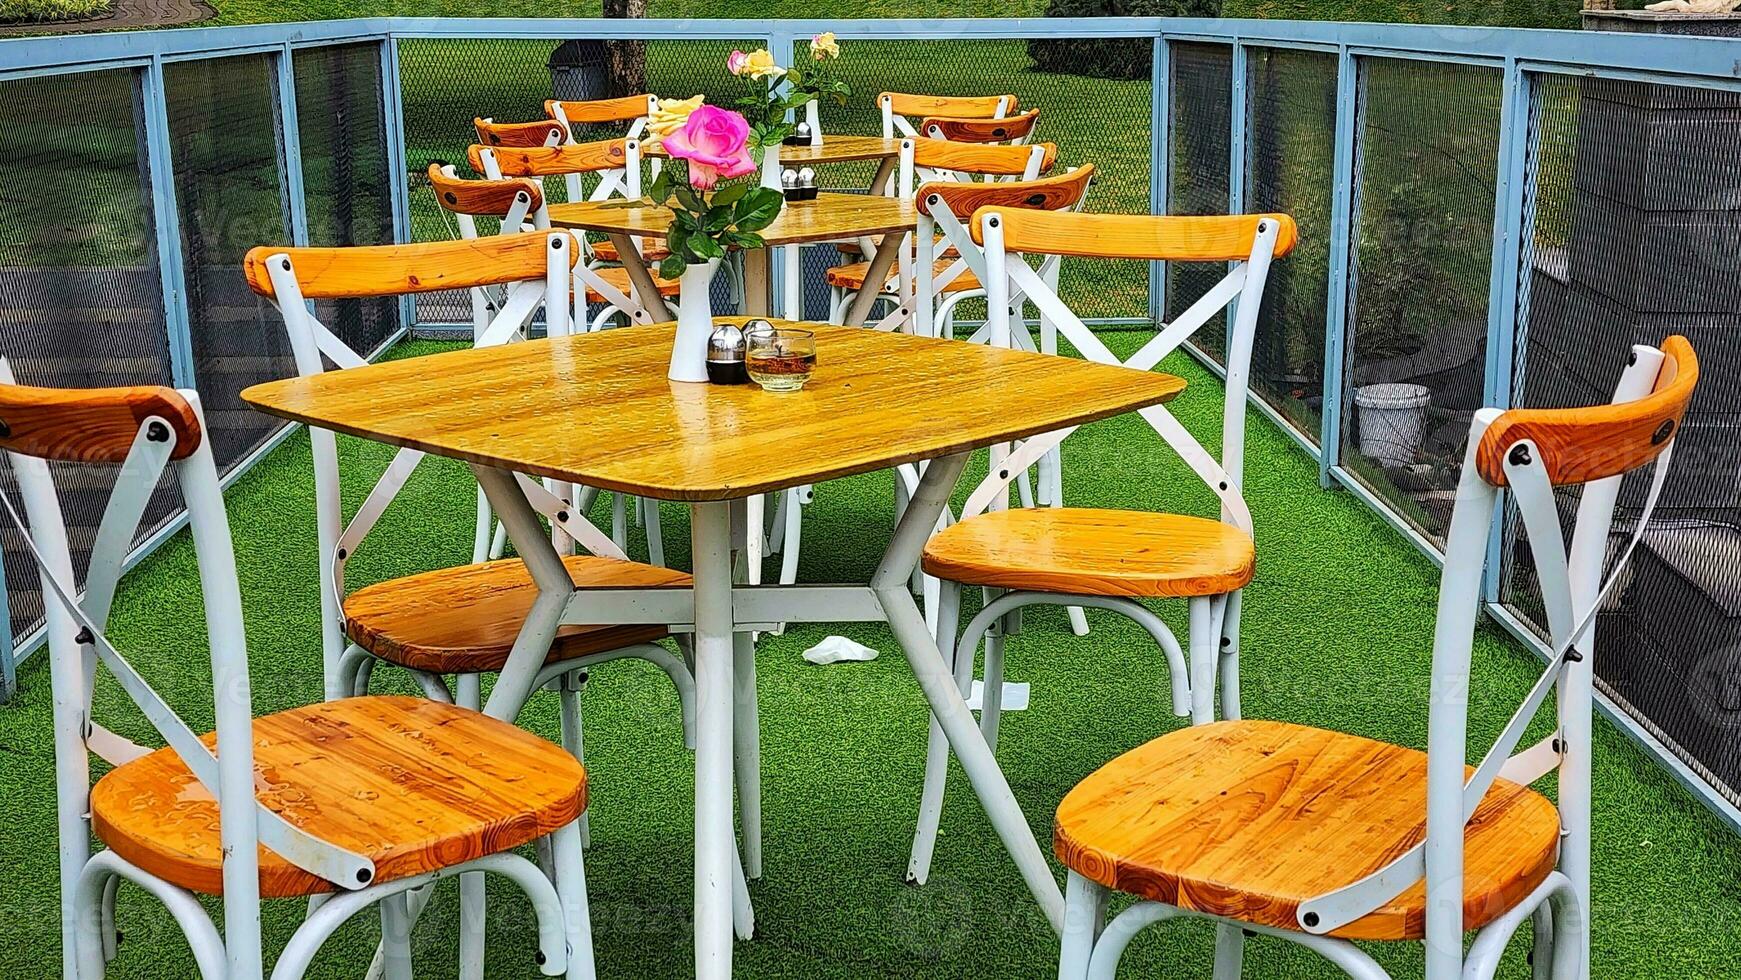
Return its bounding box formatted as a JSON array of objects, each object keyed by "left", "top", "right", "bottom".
[
  {"left": 805, "top": 99, "right": 822, "bottom": 146},
  {"left": 760, "top": 144, "right": 782, "bottom": 190},
  {"left": 668, "top": 257, "right": 722, "bottom": 383}
]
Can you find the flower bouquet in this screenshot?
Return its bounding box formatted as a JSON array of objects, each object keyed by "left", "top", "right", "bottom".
[
  {"left": 785, "top": 33, "right": 850, "bottom": 144},
  {"left": 646, "top": 103, "right": 785, "bottom": 381},
  {"left": 726, "top": 47, "right": 810, "bottom": 180}
]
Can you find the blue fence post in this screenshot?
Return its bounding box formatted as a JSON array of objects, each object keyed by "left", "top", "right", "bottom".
[
  {"left": 380, "top": 36, "right": 416, "bottom": 332},
  {"left": 275, "top": 44, "right": 311, "bottom": 248},
  {"left": 1226, "top": 39, "right": 1248, "bottom": 352},
  {"left": 1481, "top": 57, "right": 1534, "bottom": 603},
  {"left": 1318, "top": 45, "right": 1359, "bottom": 488},
  {"left": 1148, "top": 34, "right": 1169, "bottom": 323},
  {"left": 141, "top": 55, "right": 195, "bottom": 389}
]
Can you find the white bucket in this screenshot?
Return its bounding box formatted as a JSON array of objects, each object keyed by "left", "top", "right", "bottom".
[{"left": 1354, "top": 383, "right": 1430, "bottom": 468}]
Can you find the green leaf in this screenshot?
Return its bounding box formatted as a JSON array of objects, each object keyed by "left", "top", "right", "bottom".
[
  {"left": 711, "top": 183, "right": 749, "bottom": 208},
  {"left": 667, "top": 224, "right": 689, "bottom": 258},
  {"left": 672, "top": 208, "right": 700, "bottom": 231},
  {"left": 659, "top": 254, "right": 687, "bottom": 279},
  {"left": 733, "top": 187, "right": 785, "bottom": 232},
  {"left": 648, "top": 169, "right": 671, "bottom": 204},
  {"left": 673, "top": 182, "right": 705, "bottom": 215},
  {"left": 689, "top": 234, "right": 725, "bottom": 260},
  {"left": 729, "top": 230, "right": 766, "bottom": 250},
  {"left": 704, "top": 205, "right": 735, "bottom": 233}
]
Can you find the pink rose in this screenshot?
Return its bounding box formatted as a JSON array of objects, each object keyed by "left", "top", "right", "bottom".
[
  {"left": 726, "top": 49, "right": 749, "bottom": 76},
  {"left": 663, "top": 105, "right": 756, "bottom": 190}
]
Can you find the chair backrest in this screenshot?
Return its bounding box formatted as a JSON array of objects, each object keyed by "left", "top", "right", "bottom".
[
  {"left": 880, "top": 91, "right": 1015, "bottom": 137},
  {"left": 242, "top": 233, "right": 598, "bottom": 699},
  {"left": 546, "top": 93, "right": 658, "bottom": 140},
  {"left": 957, "top": 209, "right": 1296, "bottom": 529},
  {"left": 469, "top": 138, "right": 642, "bottom": 217},
  {"left": 1293, "top": 337, "right": 1698, "bottom": 975},
  {"left": 902, "top": 137, "right": 1055, "bottom": 186},
  {"left": 428, "top": 161, "right": 547, "bottom": 237},
  {"left": 473, "top": 116, "right": 567, "bottom": 148},
  {"left": 919, "top": 107, "right": 1040, "bottom": 145},
  {"left": 0, "top": 368, "right": 381, "bottom": 975}
]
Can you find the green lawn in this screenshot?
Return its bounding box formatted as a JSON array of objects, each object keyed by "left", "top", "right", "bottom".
[
  {"left": 0, "top": 0, "right": 107, "bottom": 23},
  {"left": 0, "top": 333, "right": 1737, "bottom": 978}
]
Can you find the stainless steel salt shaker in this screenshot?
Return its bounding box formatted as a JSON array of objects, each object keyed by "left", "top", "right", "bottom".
[{"left": 706, "top": 321, "right": 748, "bottom": 385}]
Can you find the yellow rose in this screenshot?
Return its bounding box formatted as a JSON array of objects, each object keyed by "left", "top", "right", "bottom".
[
  {"left": 644, "top": 94, "right": 705, "bottom": 148},
  {"left": 809, "top": 32, "right": 840, "bottom": 60},
  {"left": 739, "top": 48, "right": 786, "bottom": 80}
]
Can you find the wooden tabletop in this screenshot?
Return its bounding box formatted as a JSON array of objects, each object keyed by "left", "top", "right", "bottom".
[
  {"left": 241, "top": 321, "right": 1186, "bottom": 502},
  {"left": 549, "top": 192, "right": 918, "bottom": 248},
  {"left": 645, "top": 135, "right": 903, "bottom": 165}
]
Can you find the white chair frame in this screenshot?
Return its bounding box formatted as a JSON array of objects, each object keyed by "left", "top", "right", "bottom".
[
  {"left": 881, "top": 93, "right": 1014, "bottom": 139},
  {"left": 1058, "top": 341, "right": 1683, "bottom": 979},
  {"left": 258, "top": 234, "right": 696, "bottom": 980},
  {"left": 904, "top": 214, "right": 1281, "bottom": 888},
  {"left": 0, "top": 362, "right": 594, "bottom": 980}
]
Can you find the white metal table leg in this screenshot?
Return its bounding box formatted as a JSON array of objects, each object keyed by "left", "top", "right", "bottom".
[
  {"left": 844, "top": 233, "right": 908, "bottom": 327},
  {"left": 689, "top": 500, "right": 738, "bottom": 980},
  {"left": 872, "top": 452, "right": 1066, "bottom": 932},
  {"left": 380, "top": 892, "right": 413, "bottom": 980},
  {"left": 473, "top": 465, "right": 578, "bottom": 722},
  {"left": 783, "top": 243, "right": 803, "bottom": 320},
  {"left": 733, "top": 629, "right": 762, "bottom": 880}
]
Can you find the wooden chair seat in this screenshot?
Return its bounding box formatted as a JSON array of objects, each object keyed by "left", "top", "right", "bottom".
[
  {"left": 583, "top": 264, "right": 682, "bottom": 303},
  {"left": 90, "top": 695, "right": 588, "bottom": 898},
  {"left": 1053, "top": 720, "right": 1562, "bottom": 940},
  {"left": 589, "top": 236, "right": 670, "bottom": 264},
  {"left": 921, "top": 508, "right": 1254, "bottom": 598},
  {"left": 834, "top": 236, "right": 958, "bottom": 259},
  {"left": 825, "top": 257, "right": 980, "bottom": 294},
  {"left": 345, "top": 553, "right": 691, "bottom": 673}
]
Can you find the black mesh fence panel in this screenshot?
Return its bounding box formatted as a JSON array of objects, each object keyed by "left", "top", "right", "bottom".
[
  {"left": 1505, "top": 72, "right": 1741, "bottom": 806},
  {"left": 294, "top": 42, "right": 399, "bottom": 358},
  {"left": 1168, "top": 42, "right": 1231, "bottom": 363},
  {"left": 1341, "top": 58, "right": 1500, "bottom": 542},
  {"left": 165, "top": 54, "right": 296, "bottom": 469},
  {"left": 0, "top": 68, "right": 177, "bottom": 645},
  {"left": 1243, "top": 47, "right": 1335, "bottom": 442},
  {"left": 397, "top": 37, "right": 759, "bottom": 326}
]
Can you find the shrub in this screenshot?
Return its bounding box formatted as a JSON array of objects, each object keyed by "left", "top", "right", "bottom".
[
  {"left": 1027, "top": 0, "right": 1222, "bottom": 81},
  {"left": 0, "top": 0, "right": 108, "bottom": 22}
]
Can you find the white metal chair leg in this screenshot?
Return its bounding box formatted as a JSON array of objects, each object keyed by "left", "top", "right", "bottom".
[
  {"left": 549, "top": 821, "right": 597, "bottom": 980},
  {"left": 456, "top": 672, "right": 487, "bottom": 980},
  {"left": 1187, "top": 596, "right": 1218, "bottom": 724},
  {"left": 744, "top": 494, "right": 764, "bottom": 585},
  {"left": 906, "top": 579, "right": 963, "bottom": 885},
  {"left": 610, "top": 493, "right": 628, "bottom": 554},
  {"left": 1058, "top": 870, "right": 1109, "bottom": 980},
  {"left": 643, "top": 498, "right": 666, "bottom": 567},
  {"left": 558, "top": 674, "right": 591, "bottom": 848},
  {"left": 979, "top": 626, "right": 1006, "bottom": 752},
  {"left": 778, "top": 487, "right": 803, "bottom": 586},
  {"left": 1531, "top": 903, "right": 1555, "bottom": 980},
  {"left": 1218, "top": 591, "right": 1243, "bottom": 721},
  {"left": 732, "top": 630, "right": 762, "bottom": 879},
  {"left": 380, "top": 892, "right": 414, "bottom": 980}
]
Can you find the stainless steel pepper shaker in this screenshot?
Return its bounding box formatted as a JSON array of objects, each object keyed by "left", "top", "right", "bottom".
[{"left": 706, "top": 321, "right": 748, "bottom": 384}]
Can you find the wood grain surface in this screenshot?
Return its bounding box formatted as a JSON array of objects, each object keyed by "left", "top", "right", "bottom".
[
  {"left": 882, "top": 92, "right": 1015, "bottom": 118},
  {"left": 473, "top": 116, "right": 565, "bottom": 148},
  {"left": 911, "top": 137, "right": 1056, "bottom": 176},
  {"left": 427, "top": 163, "right": 543, "bottom": 218},
  {"left": 243, "top": 234, "right": 578, "bottom": 301},
  {"left": 549, "top": 192, "right": 918, "bottom": 247},
  {"left": 644, "top": 134, "right": 903, "bottom": 165},
  {"left": 469, "top": 138, "right": 630, "bottom": 177},
  {"left": 920, "top": 165, "right": 1093, "bottom": 220},
  {"left": 977, "top": 211, "right": 1299, "bottom": 262},
  {"left": 1475, "top": 335, "right": 1698, "bottom": 487},
  {"left": 346, "top": 554, "right": 690, "bottom": 673},
  {"left": 91, "top": 695, "right": 587, "bottom": 897},
  {"left": 825, "top": 256, "right": 980, "bottom": 294},
  {"left": 919, "top": 108, "right": 1041, "bottom": 143},
  {"left": 1053, "top": 720, "right": 1561, "bottom": 940},
  {"left": 241, "top": 320, "right": 1184, "bottom": 501},
  {"left": 0, "top": 381, "right": 202, "bottom": 463},
  {"left": 922, "top": 508, "right": 1254, "bottom": 598},
  {"left": 546, "top": 95, "right": 651, "bottom": 125}
]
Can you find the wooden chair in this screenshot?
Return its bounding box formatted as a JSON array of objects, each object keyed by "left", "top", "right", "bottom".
[
  {"left": 905, "top": 210, "right": 1296, "bottom": 888},
  {"left": 1054, "top": 336, "right": 1699, "bottom": 980},
  {"left": 449, "top": 153, "right": 678, "bottom": 335},
  {"left": 0, "top": 363, "right": 596, "bottom": 979},
  {"left": 880, "top": 91, "right": 1016, "bottom": 138},
  {"left": 919, "top": 107, "right": 1040, "bottom": 145},
  {"left": 545, "top": 94, "right": 658, "bottom": 142},
  {"left": 825, "top": 139, "right": 1059, "bottom": 329},
  {"left": 474, "top": 116, "right": 567, "bottom": 149},
  {"left": 427, "top": 163, "right": 672, "bottom": 569},
  {"left": 243, "top": 233, "right": 704, "bottom": 978}
]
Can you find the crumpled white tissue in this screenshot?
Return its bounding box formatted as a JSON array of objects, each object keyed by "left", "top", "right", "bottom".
[{"left": 802, "top": 635, "right": 879, "bottom": 665}]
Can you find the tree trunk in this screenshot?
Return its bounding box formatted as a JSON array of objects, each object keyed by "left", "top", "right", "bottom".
[{"left": 601, "top": 0, "right": 648, "bottom": 97}]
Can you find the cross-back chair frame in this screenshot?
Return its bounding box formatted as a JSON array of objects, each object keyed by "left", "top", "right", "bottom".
[
  {"left": 1059, "top": 336, "right": 1698, "bottom": 980},
  {"left": 0, "top": 366, "right": 590, "bottom": 980},
  {"left": 880, "top": 91, "right": 1016, "bottom": 139}
]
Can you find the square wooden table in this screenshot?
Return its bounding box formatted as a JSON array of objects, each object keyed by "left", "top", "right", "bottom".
[
  {"left": 242, "top": 322, "right": 1185, "bottom": 979},
  {"left": 549, "top": 192, "right": 917, "bottom": 326}
]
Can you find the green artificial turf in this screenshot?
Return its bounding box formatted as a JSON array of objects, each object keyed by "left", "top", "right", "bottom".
[{"left": 0, "top": 332, "right": 1738, "bottom": 978}]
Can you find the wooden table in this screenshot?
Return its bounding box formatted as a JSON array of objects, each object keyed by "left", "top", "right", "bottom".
[
  {"left": 549, "top": 192, "right": 917, "bottom": 326},
  {"left": 242, "top": 322, "right": 1186, "bottom": 979},
  {"left": 645, "top": 134, "right": 906, "bottom": 186}
]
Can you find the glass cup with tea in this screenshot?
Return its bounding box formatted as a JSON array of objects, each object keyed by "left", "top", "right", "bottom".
[{"left": 746, "top": 327, "right": 817, "bottom": 392}]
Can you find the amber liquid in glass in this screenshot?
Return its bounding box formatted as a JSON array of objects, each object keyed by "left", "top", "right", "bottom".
[{"left": 747, "top": 350, "right": 816, "bottom": 392}]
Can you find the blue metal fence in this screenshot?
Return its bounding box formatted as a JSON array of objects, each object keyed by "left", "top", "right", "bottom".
[{"left": 0, "top": 15, "right": 1737, "bottom": 831}]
